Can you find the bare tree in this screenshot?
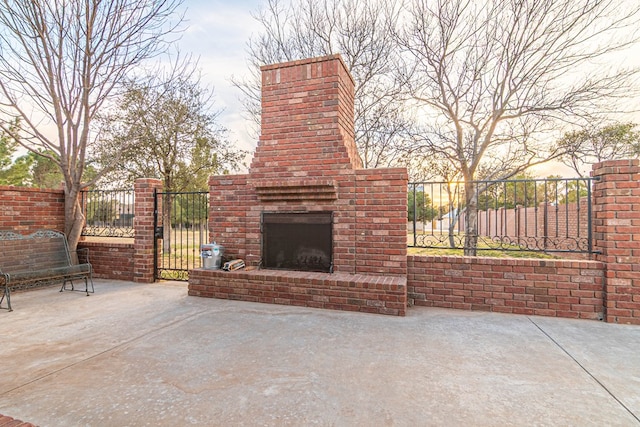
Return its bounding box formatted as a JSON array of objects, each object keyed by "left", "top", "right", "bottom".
[
  {"left": 93, "top": 62, "right": 246, "bottom": 253},
  {"left": 398, "top": 0, "right": 640, "bottom": 254},
  {"left": 556, "top": 122, "right": 640, "bottom": 176},
  {"left": 233, "top": 0, "right": 412, "bottom": 169},
  {"left": 0, "top": 0, "right": 183, "bottom": 251},
  {"left": 95, "top": 61, "right": 245, "bottom": 192}
]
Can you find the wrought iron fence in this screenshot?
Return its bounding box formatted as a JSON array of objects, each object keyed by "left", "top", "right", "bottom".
[
  {"left": 408, "top": 177, "right": 597, "bottom": 254},
  {"left": 81, "top": 189, "right": 135, "bottom": 238}
]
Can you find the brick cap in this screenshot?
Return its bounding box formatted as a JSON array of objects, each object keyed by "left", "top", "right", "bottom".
[
  {"left": 592, "top": 158, "right": 640, "bottom": 175},
  {"left": 0, "top": 184, "right": 63, "bottom": 194},
  {"left": 260, "top": 54, "right": 354, "bottom": 85}
]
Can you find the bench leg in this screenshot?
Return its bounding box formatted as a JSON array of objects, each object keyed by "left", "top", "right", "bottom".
[
  {"left": 85, "top": 275, "right": 95, "bottom": 296},
  {"left": 61, "top": 275, "right": 95, "bottom": 296},
  {"left": 0, "top": 286, "right": 12, "bottom": 312},
  {"left": 60, "top": 280, "right": 74, "bottom": 292}
]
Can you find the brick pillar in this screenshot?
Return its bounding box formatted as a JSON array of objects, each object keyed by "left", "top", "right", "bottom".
[
  {"left": 592, "top": 159, "right": 640, "bottom": 324},
  {"left": 133, "top": 178, "right": 162, "bottom": 283},
  {"left": 208, "top": 174, "right": 253, "bottom": 263}
]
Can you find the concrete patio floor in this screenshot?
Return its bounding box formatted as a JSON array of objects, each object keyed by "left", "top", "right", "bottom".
[{"left": 1, "top": 279, "right": 639, "bottom": 426}]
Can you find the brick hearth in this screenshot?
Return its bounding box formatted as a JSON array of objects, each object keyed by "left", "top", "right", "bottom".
[
  {"left": 189, "top": 55, "right": 408, "bottom": 316},
  {"left": 190, "top": 269, "right": 407, "bottom": 316}
]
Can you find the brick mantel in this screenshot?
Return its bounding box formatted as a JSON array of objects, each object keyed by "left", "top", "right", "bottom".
[{"left": 254, "top": 179, "right": 337, "bottom": 202}]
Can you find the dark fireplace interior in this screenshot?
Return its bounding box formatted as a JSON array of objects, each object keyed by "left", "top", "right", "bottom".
[{"left": 262, "top": 212, "right": 333, "bottom": 273}]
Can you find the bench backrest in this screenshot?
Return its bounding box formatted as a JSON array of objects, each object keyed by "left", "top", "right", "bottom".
[{"left": 0, "top": 230, "right": 71, "bottom": 274}]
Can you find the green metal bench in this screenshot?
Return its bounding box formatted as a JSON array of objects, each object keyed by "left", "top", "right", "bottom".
[{"left": 0, "top": 230, "right": 94, "bottom": 312}]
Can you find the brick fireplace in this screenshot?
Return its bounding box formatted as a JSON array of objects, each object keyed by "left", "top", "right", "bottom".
[{"left": 189, "top": 55, "right": 408, "bottom": 315}]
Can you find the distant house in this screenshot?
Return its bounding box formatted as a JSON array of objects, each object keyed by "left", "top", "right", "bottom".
[{"left": 438, "top": 208, "right": 462, "bottom": 231}]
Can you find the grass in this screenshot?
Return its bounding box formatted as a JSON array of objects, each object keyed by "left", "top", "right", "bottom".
[{"left": 159, "top": 228, "right": 207, "bottom": 271}]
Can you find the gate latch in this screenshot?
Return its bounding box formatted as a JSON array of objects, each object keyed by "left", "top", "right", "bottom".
[{"left": 154, "top": 226, "right": 163, "bottom": 238}]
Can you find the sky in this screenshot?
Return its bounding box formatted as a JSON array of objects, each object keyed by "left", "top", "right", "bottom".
[{"left": 176, "top": 0, "right": 265, "bottom": 154}]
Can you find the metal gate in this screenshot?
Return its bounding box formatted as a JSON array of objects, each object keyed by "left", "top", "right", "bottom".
[{"left": 154, "top": 191, "right": 209, "bottom": 281}]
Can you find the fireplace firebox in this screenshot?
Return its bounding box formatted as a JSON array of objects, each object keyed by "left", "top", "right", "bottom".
[{"left": 261, "top": 212, "right": 333, "bottom": 273}]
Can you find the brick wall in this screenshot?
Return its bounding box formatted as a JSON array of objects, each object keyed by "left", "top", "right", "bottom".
[
  {"left": 78, "top": 241, "right": 134, "bottom": 281},
  {"left": 209, "top": 174, "right": 251, "bottom": 262},
  {"left": 407, "top": 255, "right": 604, "bottom": 319},
  {"left": 405, "top": 159, "right": 639, "bottom": 324},
  {"left": 0, "top": 185, "right": 65, "bottom": 231}
]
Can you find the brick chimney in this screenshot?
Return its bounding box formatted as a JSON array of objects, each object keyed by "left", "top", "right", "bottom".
[{"left": 251, "top": 55, "right": 362, "bottom": 177}]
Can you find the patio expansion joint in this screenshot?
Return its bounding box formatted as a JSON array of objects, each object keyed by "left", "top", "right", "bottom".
[
  {"left": 527, "top": 317, "right": 640, "bottom": 424},
  {"left": 0, "top": 307, "right": 211, "bottom": 398}
]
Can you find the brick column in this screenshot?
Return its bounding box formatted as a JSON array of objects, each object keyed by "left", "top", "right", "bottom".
[
  {"left": 133, "top": 178, "right": 162, "bottom": 283},
  {"left": 208, "top": 174, "right": 253, "bottom": 264},
  {"left": 592, "top": 159, "right": 640, "bottom": 324},
  {"left": 355, "top": 168, "right": 408, "bottom": 276}
]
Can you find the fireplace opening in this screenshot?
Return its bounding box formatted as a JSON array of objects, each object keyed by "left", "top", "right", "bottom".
[{"left": 262, "top": 212, "right": 333, "bottom": 273}]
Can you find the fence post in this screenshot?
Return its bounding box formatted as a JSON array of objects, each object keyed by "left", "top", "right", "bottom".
[
  {"left": 133, "top": 178, "right": 163, "bottom": 283},
  {"left": 592, "top": 159, "right": 640, "bottom": 324}
]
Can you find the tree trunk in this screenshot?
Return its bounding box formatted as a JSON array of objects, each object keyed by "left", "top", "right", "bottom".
[
  {"left": 64, "top": 184, "right": 85, "bottom": 261},
  {"left": 463, "top": 180, "right": 478, "bottom": 256},
  {"left": 448, "top": 217, "right": 456, "bottom": 249},
  {"left": 445, "top": 184, "right": 457, "bottom": 248}
]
